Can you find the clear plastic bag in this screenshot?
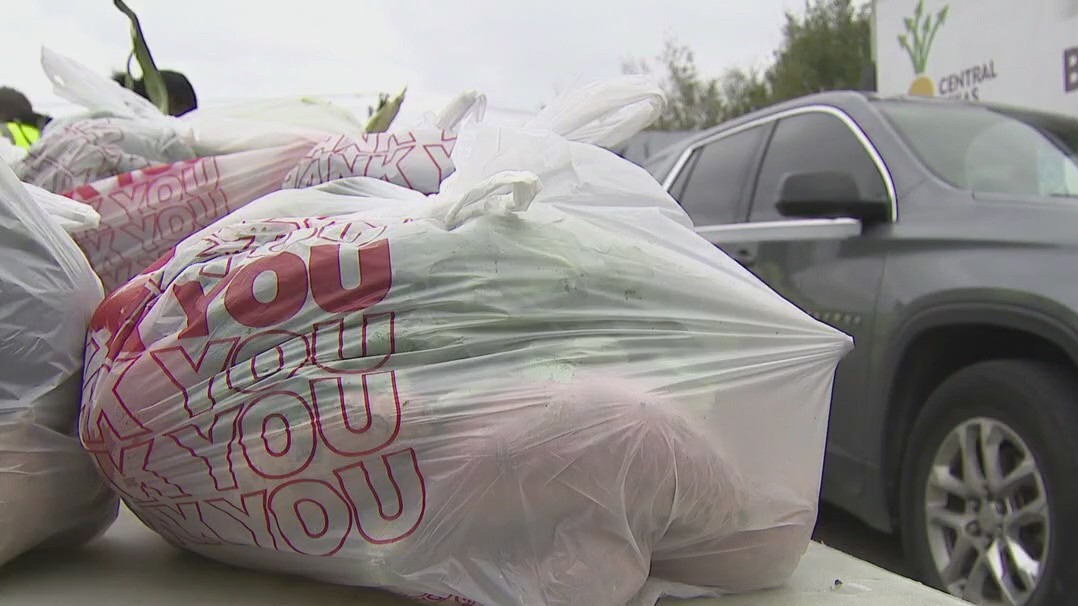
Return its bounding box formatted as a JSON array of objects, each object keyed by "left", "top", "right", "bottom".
[
  {"left": 0, "top": 162, "right": 117, "bottom": 567},
  {"left": 66, "top": 141, "right": 315, "bottom": 292},
  {"left": 281, "top": 91, "right": 487, "bottom": 193},
  {"left": 12, "top": 50, "right": 196, "bottom": 194},
  {"left": 41, "top": 47, "right": 174, "bottom": 127},
  {"left": 35, "top": 47, "right": 366, "bottom": 161},
  {"left": 282, "top": 77, "right": 663, "bottom": 194},
  {"left": 15, "top": 117, "right": 197, "bottom": 195},
  {"left": 521, "top": 75, "right": 665, "bottom": 148},
  {"left": 81, "top": 109, "right": 852, "bottom": 604},
  {"left": 181, "top": 97, "right": 369, "bottom": 157}
]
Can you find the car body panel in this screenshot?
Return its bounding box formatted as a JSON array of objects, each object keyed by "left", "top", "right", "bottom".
[{"left": 657, "top": 91, "right": 1078, "bottom": 533}]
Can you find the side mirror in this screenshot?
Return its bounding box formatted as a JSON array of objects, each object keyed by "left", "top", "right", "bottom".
[{"left": 775, "top": 171, "right": 890, "bottom": 223}]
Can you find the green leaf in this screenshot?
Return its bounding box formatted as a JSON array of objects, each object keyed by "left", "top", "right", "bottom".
[
  {"left": 113, "top": 0, "right": 169, "bottom": 114},
  {"left": 123, "top": 49, "right": 136, "bottom": 89},
  {"left": 365, "top": 88, "right": 406, "bottom": 133}
]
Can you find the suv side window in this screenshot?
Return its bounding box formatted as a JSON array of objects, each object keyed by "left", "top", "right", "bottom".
[
  {"left": 671, "top": 125, "right": 768, "bottom": 226},
  {"left": 750, "top": 112, "right": 888, "bottom": 222}
]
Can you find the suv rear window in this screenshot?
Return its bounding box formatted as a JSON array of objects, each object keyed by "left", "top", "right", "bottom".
[{"left": 876, "top": 100, "right": 1078, "bottom": 198}]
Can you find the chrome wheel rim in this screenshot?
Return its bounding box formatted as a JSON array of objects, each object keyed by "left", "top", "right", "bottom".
[{"left": 924, "top": 417, "right": 1050, "bottom": 606}]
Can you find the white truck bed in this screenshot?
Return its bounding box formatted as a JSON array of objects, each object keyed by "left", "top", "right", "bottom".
[{"left": 0, "top": 508, "right": 968, "bottom": 606}]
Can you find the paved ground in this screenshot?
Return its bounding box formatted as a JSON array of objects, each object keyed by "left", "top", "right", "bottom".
[{"left": 812, "top": 503, "right": 912, "bottom": 579}]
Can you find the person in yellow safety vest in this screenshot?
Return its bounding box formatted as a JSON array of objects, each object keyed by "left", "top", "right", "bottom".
[
  {"left": 3, "top": 121, "right": 40, "bottom": 148},
  {"left": 0, "top": 87, "right": 50, "bottom": 150}
]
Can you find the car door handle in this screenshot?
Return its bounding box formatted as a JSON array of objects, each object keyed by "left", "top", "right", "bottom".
[{"left": 732, "top": 247, "right": 756, "bottom": 267}]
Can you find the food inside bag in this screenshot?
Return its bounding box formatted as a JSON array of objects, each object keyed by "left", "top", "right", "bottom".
[
  {"left": 0, "top": 162, "right": 118, "bottom": 567},
  {"left": 65, "top": 140, "right": 315, "bottom": 293},
  {"left": 81, "top": 93, "right": 853, "bottom": 604}
]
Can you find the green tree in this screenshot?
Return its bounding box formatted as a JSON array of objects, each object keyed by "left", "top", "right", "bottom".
[
  {"left": 629, "top": 0, "right": 872, "bottom": 130},
  {"left": 624, "top": 40, "right": 725, "bottom": 130},
  {"left": 766, "top": 0, "right": 873, "bottom": 103}
]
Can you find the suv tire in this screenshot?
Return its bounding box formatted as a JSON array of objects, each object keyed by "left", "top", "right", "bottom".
[{"left": 900, "top": 359, "right": 1078, "bottom": 606}]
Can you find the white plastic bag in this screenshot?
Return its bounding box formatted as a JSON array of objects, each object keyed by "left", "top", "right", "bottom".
[
  {"left": 41, "top": 47, "right": 175, "bottom": 126},
  {"left": 0, "top": 162, "right": 118, "bottom": 567},
  {"left": 182, "top": 97, "right": 369, "bottom": 156},
  {"left": 282, "top": 78, "right": 662, "bottom": 194},
  {"left": 66, "top": 140, "right": 314, "bottom": 292},
  {"left": 13, "top": 50, "right": 196, "bottom": 194},
  {"left": 187, "top": 175, "right": 424, "bottom": 243},
  {"left": 15, "top": 116, "right": 197, "bottom": 195},
  {"left": 281, "top": 91, "right": 487, "bottom": 193},
  {"left": 522, "top": 75, "right": 665, "bottom": 148},
  {"left": 80, "top": 110, "right": 852, "bottom": 605},
  {"left": 24, "top": 183, "right": 100, "bottom": 233},
  {"left": 0, "top": 137, "right": 27, "bottom": 166},
  {"left": 37, "top": 47, "right": 359, "bottom": 161}
]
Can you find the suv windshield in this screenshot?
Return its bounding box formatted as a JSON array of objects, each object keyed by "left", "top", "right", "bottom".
[{"left": 876, "top": 99, "right": 1078, "bottom": 198}]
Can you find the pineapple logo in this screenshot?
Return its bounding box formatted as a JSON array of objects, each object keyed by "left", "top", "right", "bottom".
[{"left": 897, "top": 0, "right": 950, "bottom": 96}]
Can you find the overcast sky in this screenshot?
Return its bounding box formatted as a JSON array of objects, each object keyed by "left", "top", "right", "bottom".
[{"left": 2, "top": 0, "right": 810, "bottom": 124}]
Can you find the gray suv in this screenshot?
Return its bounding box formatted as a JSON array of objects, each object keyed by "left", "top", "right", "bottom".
[{"left": 643, "top": 92, "right": 1078, "bottom": 606}]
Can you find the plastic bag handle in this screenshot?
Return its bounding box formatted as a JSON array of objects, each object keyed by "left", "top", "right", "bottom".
[
  {"left": 25, "top": 184, "right": 101, "bottom": 234},
  {"left": 432, "top": 91, "right": 488, "bottom": 131},
  {"left": 524, "top": 76, "right": 665, "bottom": 148},
  {"left": 436, "top": 171, "right": 541, "bottom": 230},
  {"left": 41, "top": 47, "right": 167, "bottom": 122}
]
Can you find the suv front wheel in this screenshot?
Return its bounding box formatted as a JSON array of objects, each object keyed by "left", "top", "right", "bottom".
[{"left": 900, "top": 359, "right": 1078, "bottom": 606}]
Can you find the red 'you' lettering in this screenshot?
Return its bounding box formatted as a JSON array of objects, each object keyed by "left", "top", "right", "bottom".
[
  {"left": 144, "top": 339, "right": 236, "bottom": 417},
  {"left": 239, "top": 391, "right": 316, "bottom": 480},
  {"left": 91, "top": 280, "right": 152, "bottom": 359},
  {"left": 310, "top": 371, "right": 401, "bottom": 456},
  {"left": 201, "top": 491, "right": 277, "bottom": 549},
  {"left": 225, "top": 330, "right": 310, "bottom": 394},
  {"left": 166, "top": 403, "right": 243, "bottom": 491},
  {"left": 175, "top": 282, "right": 216, "bottom": 339},
  {"left": 335, "top": 448, "right": 426, "bottom": 544},
  {"left": 119, "top": 216, "right": 160, "bottom": 255},
  {"left": 224, "top": 252, "right": 309, "bottom": 328},
  {"left": 309, "top": 240, "right": 392, "bottom": 314},
  {"left": 89, "top": 438, "right": 188, "bottom": 504},
  {"left": 144, "top": 502, "right": 221, "bottom": 546},
  {"left": 310, "top": 313, "right": 395, "bottom": 374},
  {"left": 155, "top": 203, "right": 198, "bottom": 240},
  {"left": 268, "top": 480, "right": 353, "bottom": 556}
]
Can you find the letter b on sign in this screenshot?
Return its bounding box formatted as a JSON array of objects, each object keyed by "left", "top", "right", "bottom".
[{"left": 1066, "top": 47, "right": 1078, "bottom": 93}]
